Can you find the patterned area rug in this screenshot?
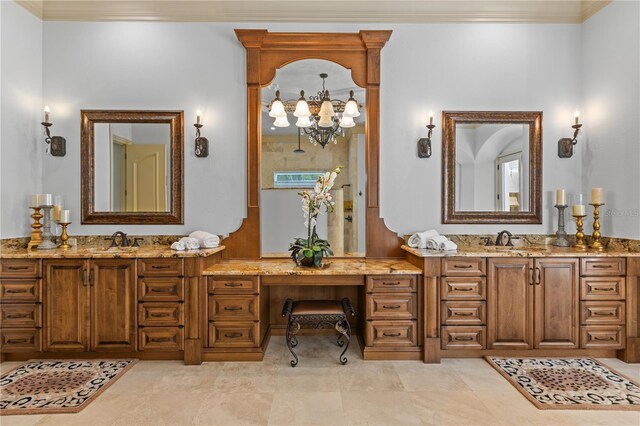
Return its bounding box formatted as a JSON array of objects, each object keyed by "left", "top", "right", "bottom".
[
  {"left": 486, "top": 357, "right": 640, "bottom": 410},
  {"left": 0, "top": 359, "right": 137, "bottom": 415}
]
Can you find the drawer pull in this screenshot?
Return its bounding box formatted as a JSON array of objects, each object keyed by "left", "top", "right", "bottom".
[
  {"left": 5, "top": 289, "right": 27, "bottom": 294},
  {"left": 382, "top": 281, "right": 400, "bottom": 286},
  {"left": 6, "top": 313, "right": 30, "bottom": 319},
  {"left": 224, "top": 332, "right": 243, "bottom": 338},
  {"left": 593, "top": 335, "right": 615, "bottom": 341},
  {"left": 224, "top": 283, "right": 242, "bottom": 287},
  {"left": 454, "top": 312, "right": 474, "bottom": 316},
  {"left": 7, "top": 338, "right": 29, "bottom": 344},
  {"left": 151, "top": 265, "right": 172, "bottom": 270},
  {"left": 150, "top": 312, "right": 171, "bottom": 318},
  {"left": 595, "top": 287, "right": 615, "bottom": 292},
  {"left": 593, "top": 264, "right": 613, "bottom": 269},
  {"left": 150, "top": 337, "right": 173, "bottom": 343},
  {"left": 150, "top": 287, "right": 174, "bottom": 293},
  {"left": 7, "top": 266, "right": 29, "bottom": 270},
  {"left": 453, "top": 336, "right": 473, "bottom": 341},
  {"left": 382, "top": 305, "right": 402, "bottom": 310},
  {"left": 592, "top": 311, "right": 615, "bottom": 316},
  {"left": 453, "top": 265, "right": 473, "bottom": 269},
  {"left": 224, "top": 306, "right": 243, "bottom": 311},
  {"left": 453, "top": 287, "right": 473, "bottom": 292},
  {"left": 382, "top": 332, "right": 401, "bottom": 337}
]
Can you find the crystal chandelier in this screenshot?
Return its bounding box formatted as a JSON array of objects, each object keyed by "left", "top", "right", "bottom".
[{"left": 268, "top": 73, "right": 361, "bottom": 149}]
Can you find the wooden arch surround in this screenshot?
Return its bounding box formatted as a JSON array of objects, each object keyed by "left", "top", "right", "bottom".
[{"left": 223, "top": 29, "right": 403, "bottom": 260}]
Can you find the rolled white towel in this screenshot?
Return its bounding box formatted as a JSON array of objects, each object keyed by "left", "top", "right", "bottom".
[
  {"left": 179, "top": 237, "right": 200, "bottom": 250},
  {"left": 170, "top": 241, "right": 186, "bottom": 251},
  {"left": 408, "top": 230, "right": 440, "bottom": 248},
  {"left": 426, "top": 235, "right": 449, "bottom": 250},
  {"left": 189, "top": 231, "right": 220, "bottom": 248},
  {"left": 439, "top": 240, "right": 458, "bottom": 251}
]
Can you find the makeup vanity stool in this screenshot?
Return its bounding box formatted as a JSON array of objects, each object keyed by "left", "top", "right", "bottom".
[{"left": 281, "top": 298, "right": 355, "bottom": 367}]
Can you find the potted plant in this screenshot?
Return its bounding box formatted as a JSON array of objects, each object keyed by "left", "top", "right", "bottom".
[{"left": 289, "top": 166, "right": 341, "bottom": 267}]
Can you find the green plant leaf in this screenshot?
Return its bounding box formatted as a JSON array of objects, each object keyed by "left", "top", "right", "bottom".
[{"left": 303, "top": 249, "right": 313, "bottom": 258}]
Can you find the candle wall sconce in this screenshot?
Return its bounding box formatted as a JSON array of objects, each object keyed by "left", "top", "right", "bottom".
[
  {"left": 194, "top": 111, "right": 209, "bottom": 158},
  {"left": 417, "top": 112, "right": 436, "bottom": 158},
  {"left": 558, "top": 110, "right": 582, "bottom": 158},
  {"left": 41, "top": 106, "right": 66, "bottom": 157}
]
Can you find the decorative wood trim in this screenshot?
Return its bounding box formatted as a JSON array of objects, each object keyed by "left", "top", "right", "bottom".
[
  {"left": 442, "top": 111, "right": 543, "bottom": 224},
  {"left": 80, "top": 110, "right": 184, "bottom": 224},
  {"left": 224, "top": 30, "right": 403, "bottom": 259}
]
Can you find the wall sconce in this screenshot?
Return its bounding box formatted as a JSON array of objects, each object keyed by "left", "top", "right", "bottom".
[
  {"left": 558, "top": 110, "right": 582, "bottom": 158},
  {"left": 41, "top": 106, "right": 66, "bottom": 156},
  {"left": 194, "top": 110, "right": 209, "bottom": 158},
  {"left": 417, "top": 111, "right": 436, "bottom": 158}
]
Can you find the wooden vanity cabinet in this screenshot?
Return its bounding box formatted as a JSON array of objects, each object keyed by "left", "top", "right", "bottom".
[{"left": 43, "top": 259, "right": 136, "bottom": 352}]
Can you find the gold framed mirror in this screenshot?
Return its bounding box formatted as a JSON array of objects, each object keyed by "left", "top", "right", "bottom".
[
  {"left": 80, "top": 110, "right": 184, "bottom": 224},
  {"left": 442, "top": 111, "right": 542, "bottom": 224}
]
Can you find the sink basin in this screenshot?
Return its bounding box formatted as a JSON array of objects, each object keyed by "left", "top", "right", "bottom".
[
  {"left": 86, "top": 247, "right": 140, "bottom": 253},
  {"left": 482, "top": 246, "right": 548, "bottom": 253}
]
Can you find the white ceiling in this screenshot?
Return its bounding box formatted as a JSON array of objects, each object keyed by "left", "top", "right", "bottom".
[{"left": 18, "top": 0, "right": 611, "bottom": 23}]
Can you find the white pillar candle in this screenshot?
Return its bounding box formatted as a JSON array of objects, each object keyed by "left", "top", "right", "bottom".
[
  {"left": 31, "top": 195, "right": 39, "bottom": 207},
  {"left": 41, "top": 193, "right": 53, "bottom": 206},
  {"left": 591, "top": 188, "right": 604, "bottom": 204},
  {"left": 572, "top": 204, "right": 586, "bottom": 216},
  {"left": 60, "top": 210, "right": 71, "bottom": 223},
  {"left": 555, "top": 189, "right": 566, "bottom": 206}
]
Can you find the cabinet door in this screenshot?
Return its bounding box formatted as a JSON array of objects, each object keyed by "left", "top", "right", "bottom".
[
  {"left": 487, "top": 258, "right": 534, "bottom": 349},
  {"left": 90, "top": 259, "right": 136, "bottom": 351},
  {"left": 44, "top": 259, "right": 89, "bottom": 351},
  {"left": 534, "top": 258, "right": 580, "bottom": 349}
]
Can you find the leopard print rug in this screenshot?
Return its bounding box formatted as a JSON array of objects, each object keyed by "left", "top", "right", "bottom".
[
  {"left": 486, "top": 357, "right": 640, "bottom": 410},
  {"left": 0, "top": 359, "right": 137, "bottom": 415}
]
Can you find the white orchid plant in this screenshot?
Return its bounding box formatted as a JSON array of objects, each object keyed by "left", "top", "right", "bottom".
[{"left": 289, "top": 166, "right": 342, "bottom": 267}]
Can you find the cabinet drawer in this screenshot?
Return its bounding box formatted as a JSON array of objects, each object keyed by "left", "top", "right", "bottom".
[
  {"left": 581, "top": 258, "right": 625, "bottom": 276},
  {"left": 0, "top": 303, "right": 41, "bottom": 328},
  {"left": 0, "top": 260, "right": 40, "bottom": 278},
  {"left": 580, "top": 301, "right": 625, "bottom": 325},
  {"left": 0, "top": 328, "right": 41, "bottom": 352},
  {"left": 580, "top": 325, "right": 624, "bottom": 349},
  {"left": 139, "top": 277, "right": 184, "bottom": 302},
  {"left": 365, "top": 321, "right": 417, "bottom": 347},
  {"left": 139, "top": 327, "right": 184, "bottom": 351},
  {"left": 208, "top": 322, "right": 259, "bottom": 347},
  {"left": 138, "top": 258, "right": 183, "bottom": 277},
  {"left": 367, "top": 294, "right": 416, "bottom": 320},
  {"left": 208, "top": 295, "right": 259, "bottom": 321},
  {"left": 0, "top": 279, "right": 40, "bottom": 302},
  {"left": 580, "top": 277, "right": 625, "bottom": 300},
  {"left": 441, "top": 277, "right": 486, "bottom": 300},
  {"left": 208, "top": 277, "right": 259, "bottom": 294},
  {"left": 366, "top": 276, "right": 417, "bottom": 293},
  {"left": 442, "top": 258, "right": 486, "bottom": 276},
  {"left": 441, "top": 326, "right": 486, "bottom": 350},
  {"left": 139, "top": 303, "right": 184, "bottom": 326},
  {"left": 441, "top": 301, "right": 486, "bottom": 325}
]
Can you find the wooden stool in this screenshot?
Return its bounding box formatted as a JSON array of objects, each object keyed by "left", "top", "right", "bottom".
[{"left": 281, "top": 298, "right": 355, "bottom": 367}]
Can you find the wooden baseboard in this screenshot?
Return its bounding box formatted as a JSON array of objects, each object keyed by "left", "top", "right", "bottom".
[
  {"left": 362, "top": 345, "right": 422, "bottom": 361},
  {"left": 2, "top": 351, "right": 184, "bottom": 362},
  {"left": 424, "top": 337, "right": 441, "bottom": 363},
  {"left": 184, "top": 338, "right": 202, "bottom": 365},
  {"left": 618, "top": 337, "right": 640, "bottom": 363},
  {"left": 440, "top": 348, "right": 618, "bottom": 358}
]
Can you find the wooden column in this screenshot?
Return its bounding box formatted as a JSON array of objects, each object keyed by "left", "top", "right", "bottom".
[{"left": 619, "top": 257, "right": 639, "bottom": 362}]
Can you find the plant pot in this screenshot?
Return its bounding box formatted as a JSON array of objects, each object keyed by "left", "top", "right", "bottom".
[{"left": 300, "top": 255, "right": 319, "bottom": 267}]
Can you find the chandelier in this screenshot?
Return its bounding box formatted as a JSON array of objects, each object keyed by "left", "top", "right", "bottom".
[{"left": 267, "top": 73, "right": 361, "bottom": 149}]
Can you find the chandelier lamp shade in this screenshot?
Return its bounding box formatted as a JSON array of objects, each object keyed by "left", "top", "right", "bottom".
[{"left": 267, "top": 73, "right": 361, "bottom": 148}]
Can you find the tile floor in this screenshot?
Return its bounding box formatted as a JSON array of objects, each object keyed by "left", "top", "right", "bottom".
[{"left": 1, "top": 337, "right": 639, "bottom": 425}]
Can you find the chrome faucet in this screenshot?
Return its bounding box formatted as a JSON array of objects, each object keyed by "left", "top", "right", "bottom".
[{"left": 108, "top": 231, "right": 130, "bottom": 248}]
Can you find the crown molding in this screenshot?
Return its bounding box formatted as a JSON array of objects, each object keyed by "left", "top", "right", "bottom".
[{"left": 17, "top": 0, "right": 612, "bottom": 24}]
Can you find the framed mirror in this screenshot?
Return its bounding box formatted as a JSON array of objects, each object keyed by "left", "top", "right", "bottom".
[
  {"left": 81, "top": 110, "right": 184, "bottom": 224},
  {"left": 260, "top": 60, "right": 367, "bottom": 257},
  {"left": 442, "top": 111, "right": 542, "bottom": 224}
]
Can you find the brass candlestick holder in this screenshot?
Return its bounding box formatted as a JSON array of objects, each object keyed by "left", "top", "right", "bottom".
[
  {"left": 574, "top": 215, "right": 587, "bottom": 251},
  {"left": 589, "top": 203, "right": 605, "bottom": 251},
  {"left": 27, "top": 206, "right": 43, "bottom": 250},
  {"left": 58, "top": 222, "right": 71, "bottom": 249}
]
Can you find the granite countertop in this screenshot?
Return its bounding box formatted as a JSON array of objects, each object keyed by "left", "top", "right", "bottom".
[
  {"left": 402, "top": 244, "right": 640, "bottom": 258},
  {"left": 203, "top": 258, "right": 422, "bottom": 276},
  {"left": 0, "top": 245, "right": 226, "bottom": 259}
]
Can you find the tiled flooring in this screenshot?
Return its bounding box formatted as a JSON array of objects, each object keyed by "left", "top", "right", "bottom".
[{"left": 1, "top": 337, "right": 639, "bottom": 425}]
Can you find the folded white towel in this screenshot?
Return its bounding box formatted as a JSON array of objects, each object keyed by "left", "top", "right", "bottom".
[
  {"left": 408, "top": 230, "right": 440, "bottom": 248},
  {"left": 439, "top": 240, "right": 458, "bottom": 251},
  {"left": 189, "top": 231, "right": 220, "bottom": 248},
  {"left": 171, "top": 241, "right": 186, "bottom": 251},
  {"left": 179, "top": 237, "right": 200, "bottom": 250},
  {"left": 426, "top": 235, "right": 449, "bottom": 250}
]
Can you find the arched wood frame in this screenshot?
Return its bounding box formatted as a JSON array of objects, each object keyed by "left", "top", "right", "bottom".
[{"left": 223, "top": 30, "right": 403, "bottom": 259}]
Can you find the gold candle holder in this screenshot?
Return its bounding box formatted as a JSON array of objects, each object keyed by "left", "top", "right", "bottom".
[
  {"left": 589, "top": 203, "right": 605, "bottom": 251},
  {"left": 27, "top": 207, "right": 43, "bottom": 250},
  {"left": 574, "top": 215, "right": 587, "bottom": 251},
  {"left": 59, "top": 222, "right": 71, "bottom": 249}
]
